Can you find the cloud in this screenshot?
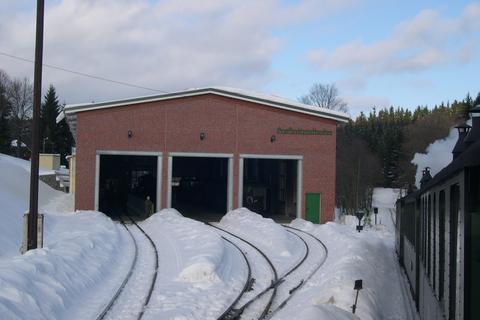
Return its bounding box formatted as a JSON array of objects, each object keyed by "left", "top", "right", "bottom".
[
  {"left": 0, "top": 0, "right": 355, "bottom": 104},
  {"left": 344, "top": 95, "right": 391, "bottom": 117},
  {"left": 307, "top": 3, "right": 480, "bottom": 75}
]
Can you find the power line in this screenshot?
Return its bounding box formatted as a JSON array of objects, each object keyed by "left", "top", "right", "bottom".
[{"left": 0, "top": 51, "right": 167, "bottom": 93}]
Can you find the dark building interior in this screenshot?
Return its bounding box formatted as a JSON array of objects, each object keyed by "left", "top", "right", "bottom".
[
  {"left": 99, "top": 155, "right": 157, "bottom": 219},
  {"left": 171, "top": 157, "right": 228, "bottom": 221},
  {"left": 243, "top": 158, "right": 297, "bottom": 221}
]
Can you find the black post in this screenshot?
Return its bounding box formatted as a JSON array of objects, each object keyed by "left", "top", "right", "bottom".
[
  {"left": 352, "top": 279, "right": 363, "bottom": 314},
  {"left": 27, "top": 0, "right": 44, "bottom": 251},
  {"left": 374, "top": 207, "right": 378, "bottom": 225}
]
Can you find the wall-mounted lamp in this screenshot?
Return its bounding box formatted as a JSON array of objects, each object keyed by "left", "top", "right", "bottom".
[
  {"left": 270, "top": 135, "right": 276, "bottom": 143},
  {"left": 128, "top": 130, "right": 133, "bottom": 138},
  {"left": 200, "top": 132, "right": 206, "bottom": 140}
]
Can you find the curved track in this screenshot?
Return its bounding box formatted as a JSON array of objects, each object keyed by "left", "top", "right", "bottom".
[
  {"left": 209, "top": 223, "right": 318, "bottom": 320},
  {"left": 208, "top": 223, "right": 278, "bottom": 320},
  {"left": 263, "top": 225, "right": 328, "bottom": 319},
  {"left": 95, "top": 219, "right": 138, "bottom": 320},
  {"left": 217, "top": 236, "right": 253, "bottom": 320},
  {"left": 95, "top": 217, "right": 159, "bottom": 320}
]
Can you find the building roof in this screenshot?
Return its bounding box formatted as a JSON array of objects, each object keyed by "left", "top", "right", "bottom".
[{"left": 62, "top": 87, "right": 350, "bottom": 139}]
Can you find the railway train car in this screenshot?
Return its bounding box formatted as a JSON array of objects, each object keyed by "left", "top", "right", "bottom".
[{"left": 396, "top": 105, "right": 480, "bottom": 320}]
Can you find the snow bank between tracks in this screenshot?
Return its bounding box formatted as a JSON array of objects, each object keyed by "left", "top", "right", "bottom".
[
  {"left": 142, "top": 209, "right": 226, "bottom": 284},
  {"left": 0, "top": 211, "right": 126, "bottom": 320},
  {"left": 219, "top": 208, "right": 304, "bottom": 274}
]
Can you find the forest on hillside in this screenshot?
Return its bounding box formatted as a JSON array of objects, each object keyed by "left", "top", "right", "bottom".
[
  {"left": 336, "top": 93, "right": 480, "bottom": 213},
  {"left": 0, "top": 69, "right": 73, "bottom": 165}
]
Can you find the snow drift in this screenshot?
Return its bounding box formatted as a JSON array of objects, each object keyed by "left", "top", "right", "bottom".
[
  {"left": 219, "top": 208, "right": 305, "bottom": 274},
  {"left": 0, "top": 153, "right": 71, "bottom": 258}
]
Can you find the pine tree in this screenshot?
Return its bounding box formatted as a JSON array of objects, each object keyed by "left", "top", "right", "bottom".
[
  {"left": 41, "top": 85, "right": 60, "bottom": 153},
  {"left": 41, "top": 85, "right": 73, "bottom": 165}
]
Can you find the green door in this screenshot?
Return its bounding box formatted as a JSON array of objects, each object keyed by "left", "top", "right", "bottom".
[{"left": 305, "top": 193, "right": 321, "bottom": 224}]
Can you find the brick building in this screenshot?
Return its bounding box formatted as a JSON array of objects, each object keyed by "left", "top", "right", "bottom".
[{"left": 64, "top": 87, "right": 349, "bottom": 223}]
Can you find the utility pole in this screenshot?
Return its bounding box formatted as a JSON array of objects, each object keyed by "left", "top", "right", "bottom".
[{"left": 27, "top": 0, "right": 44, "bottom": 251}]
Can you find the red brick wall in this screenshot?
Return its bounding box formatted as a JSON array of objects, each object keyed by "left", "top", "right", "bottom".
[{"left": 75, "top": 94, "right": 337, "bottom": 222}]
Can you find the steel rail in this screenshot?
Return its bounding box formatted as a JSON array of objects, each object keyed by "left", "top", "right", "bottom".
[
  {"left": 217, "top": 236, "right": 253, "bottom": 320},
  {"left": 207, "top": 223, "right": 278, "bottom": 320},
  {"left": 264, "top": 225, "right": 328, "bottom": 318},
  {"left": 126, "top": 216, "right": 159, "bottom": 320},
  {"left": 95, "top": 219, "right": 138, "bottom": 320}
]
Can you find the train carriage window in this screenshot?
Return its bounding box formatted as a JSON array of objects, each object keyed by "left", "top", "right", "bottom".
[
  {"left": 433, "top": 192, "right": 437, "bottom": 292},
  {"left": 449, "top": 184, "right": 460, "bottom": 320},
  {"left": 428, "top": 194, "right": 432, "bottom": 278},
  {"left": 439, "top": 190, "right": 446, "bottom": 301},
  {"left": 422, "top": 197, "right": 426, "bottom": 266},
  {"left": 468, "top": 167, "right": 480, "bottom": 319}
]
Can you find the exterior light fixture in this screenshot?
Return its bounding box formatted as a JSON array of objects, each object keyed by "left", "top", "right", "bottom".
[
  {"left": 352, "top": 279, "right": 363, "bottom": 314},
  {"left": 200, "top": 132, "right": 206, "bottom": 140},
  {"left": 128, "top": 130, "right": 133, "bottom": 138},
  {"left": 373, "top": 207, "right": 378, "bottom": 225},
  {"left": 271, "top": 135, "right": 276, "bottom": 143}
]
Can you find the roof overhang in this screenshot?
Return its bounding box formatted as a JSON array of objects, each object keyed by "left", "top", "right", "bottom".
[{"left": 64, "top": 87, "right": 350, "bottom": 140}]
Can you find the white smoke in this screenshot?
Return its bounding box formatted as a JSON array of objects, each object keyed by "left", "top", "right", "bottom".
[
  {"left": 412, "top": 129, "right": 456, "bottom": 188},
  {"left": 411, "top": 120, "right": 472, "bottom": 187}
]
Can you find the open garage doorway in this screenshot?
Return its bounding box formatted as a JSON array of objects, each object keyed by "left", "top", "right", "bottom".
[
  {"left": 98, "top": 154, "right": 159, "bottom": 219},
  {"left": 241, "top": 157, "right": 299, "bottom": 221},
  {"left": 170, "top": 155, "right": 231, "bottom": 221}
]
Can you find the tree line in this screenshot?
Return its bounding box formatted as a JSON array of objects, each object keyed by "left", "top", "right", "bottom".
[
  {"left": 337, "top": 91, "right": 479, "bottom": 213},
  {"left": 300, "top": 82, "right": 479, "bottom": 213},
  {"left": 0, "top": 69, "right": 73, "bottom": 165}
]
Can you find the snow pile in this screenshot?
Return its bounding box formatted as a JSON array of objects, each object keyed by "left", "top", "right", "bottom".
[
  {"left": 0, "top": 153, "right": 55, "bottom": 175},
  {"left": 371, "top": 188, "right": 401, "bottom": 232},
  {"left": 0, "top": 211, "right": 131, "bottom": 320},
  {"left": 143, "top": 209, "right": 226, "bottom": 284},
  {"left": 219, "top": 208, "right": 305, "bottom": 274},
  {"left": 372, "top": 188, "right": 401, "bottom": 209},
  {"left": 140, "top": 209, "right": 247, "bottom": 319},
  {"left": 0, "top": 153, "right": 72, "bottom": 258},
  {"left": 411, "top": 125, "right": 459, "bottom": 187},
  {"left": 295, "top": 304, "right": 358, "bottom": 320}
]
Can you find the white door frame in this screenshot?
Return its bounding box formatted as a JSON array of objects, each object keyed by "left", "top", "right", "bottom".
[
  {"left": 95, "top": 150, "right": 163, "bottom": 211},
  {"left": 167, "top": 152, "right": 234, "bottom": 212},
  {"left": 238, "top": 153, "right": 303, "bottom": 218}
]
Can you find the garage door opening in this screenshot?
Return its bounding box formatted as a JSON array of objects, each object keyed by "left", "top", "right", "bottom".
[
  {"left": 172, "top": 156, "right": 228, "bottom": 221},
  {"left": 99, "top": 155, "right": 157, "bottom": 219},
  {"left": 243, "top": 158, "right": 297, "bottom": 220}
]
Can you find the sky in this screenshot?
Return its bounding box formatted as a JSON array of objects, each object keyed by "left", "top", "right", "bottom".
[{"left": 1, "top": 0, "right": 479, "bottom": 117}]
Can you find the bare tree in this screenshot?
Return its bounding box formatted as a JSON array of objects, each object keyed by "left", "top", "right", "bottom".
[
  {"left": 0, "top": 70, "right": 10, "bottom": 115},
  {"left": 7, "top": 77, "right": 33, "bottom": 157},
  {"left": 300, "top": 83, "right": 348, "bottom": 113}
]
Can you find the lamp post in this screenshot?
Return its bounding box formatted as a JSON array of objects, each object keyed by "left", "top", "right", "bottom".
[{"left": 373, "top": 207, "right": 378, "bottom": 225}]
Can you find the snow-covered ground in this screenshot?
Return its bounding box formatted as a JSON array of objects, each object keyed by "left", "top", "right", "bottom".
[{"left": 0, "top": 154, "right": 416, "bottom": 319}]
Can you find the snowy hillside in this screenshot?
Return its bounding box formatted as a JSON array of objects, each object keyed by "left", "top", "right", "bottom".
[{"left": 0, "top": 153, "right": 72, "bottom": 258}]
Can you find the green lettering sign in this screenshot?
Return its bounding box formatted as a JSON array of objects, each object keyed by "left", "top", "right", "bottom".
[{"left": 276, "top": 127, "right": 332, "bottom": 136}]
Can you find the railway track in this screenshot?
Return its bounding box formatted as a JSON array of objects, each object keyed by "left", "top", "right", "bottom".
[
  {"left": 210, "top": 223, "right": 327, "bottom": 320},
  {"left": 264, "top": 225, "right": 329, "bottom": 319},
  {"left": 208, "top": 223, "right": 279, "bottom": 320},
  {"left": 95, "top": 217, "right": 159, "bottom": 320}
]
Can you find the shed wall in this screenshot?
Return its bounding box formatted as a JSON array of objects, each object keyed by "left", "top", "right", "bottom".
[{"left": 75, "top": 94, "right": 337, "bottom": 222}]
